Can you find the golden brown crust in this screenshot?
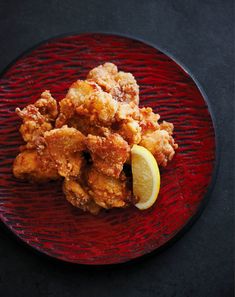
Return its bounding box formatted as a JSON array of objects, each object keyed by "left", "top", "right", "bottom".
[
  {"left": 86, "top": 132, "right": 130, "bottom": 178},
  {"left": 140, "top": 129, "right": 178, "bottom": 166},
  {"left": 16, "top": 105, "right": 52, "bottom": 149},
  {"left": 16, "top": 90, "right": 58, "bottom": 149},
  {"left": 13, "top": 63, "right": 178, "bottom": 214},
  {"left": 63, "top": 178, "right": 101, "bottom": 214},
  {"left": 55, "top": 80, "right": 101, "bottom": 128},
  {"left": 34, "top": 90, "right": 58, "bottom": 121},
  {"left": 87, "top": 62, "right": 139, "bottom": 105},
  {"left": 13, "top": 149, "right": 59, "bottom": 182},
  {"left": 87, "top": 167, "right": 131, "bottom": 209},
  {"left": 44, "top": 126, "right": 86, "bottom": 178}
]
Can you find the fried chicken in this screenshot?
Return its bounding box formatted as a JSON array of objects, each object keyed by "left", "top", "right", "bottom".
[
  {"left": 56, "top": 79, "right": 118, "bottom": 133},
  {"left": 107, "top": 102, "right": 142, "bottom": 145},
  {"left": 44, "top": 126, "right": 86, "bottom": 178},
  {"left": 140, "top": 129, "right": 178, "bottom": 166},
  {"left": 75, "top": 90, "right": 118, "bottom": 126},
  {"left": 139, "top": 107, "right": 160, "bottom": 133},
  {"left": 160, "top": 120, "right": 174, "bottom": 134},
  {"left": 13, "top": 62, "right": 178, "bottom": 214},
  {"left": 16, "top": 91, "right": 58, "bottom": 149},
  {"left": 111, "top": 119, "right": 141, "bottom": 145},
  {"left": 34, "top": 90, "right": 58, "bottom": 121},
  {"left": 87, "top": 167, "right": 131, "bottom": 209},
  {"left": 63, "top": 178, "right": 101, "bottom": 214},
  {"left": 16, "top": 105, "right": 52, "bottom": 149},
  {"left": 56, "top": 80, "right": 100, "bottom": 128},
  {"left": 115, "top": 102, "right": 140, "bottom": 121},
  {"left": 87, "top": 62, "right": 139, "bottom": 105},
  {"left": 13, "top": 149, "right": 59, "bottom": 182},
  {"left": 65, "top": 114, "right": 106, "bottom": 136},
  {"left": 86, "top": 132, "right": 130, "bottom": 178},
  {"left": 138, "top": 108, "right": 178, "bottom": 166}
]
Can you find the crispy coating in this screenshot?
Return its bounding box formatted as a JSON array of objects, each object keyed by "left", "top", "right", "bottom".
[
  {"left": 87, "top": 167, "right": 131, "bottom": 209},
  {"left": 44, "top": 126, "right": 86, "bottom": 177},
  {"left": 13, "top": 149, "right": 59, "bottom": 182},
  {"left": 63, "top": 178, "right": 100, "bottom": 214},
  {"left": 87, "top": 63, "right": 139, "bottom": 105},
  {"left": 115, "top": 119, "right": 141, "bottom": 145},
  {"left": 138, "top": 108, "right": 178, "bottom": 166},
  {"left": 111, "top": 102, "right": 142, "bottom": 145},
  {"left": 139, "top": 107, "right": 160, "bottom": 133},
  {"left": 16, "top": 91, "right": 58, "bottom": 149},
  {"left": 66, "top": 79, "right": 101, "bottom": 103},
  {"left": 13, "top": 63, "right": 178, "bottom": 214},
  {"left": 140, "top": 129, "right": 178, "bottom": 166},
  {"left": 75, "top": 91, "right": 118, "bottom": 126},
  {"left": 56, "top": 79, "right": 118, "bottom": 130},
  {"left": 66, "top": 114, "right": 106, "bottom": 136},
  {"left": 160, "top": 120, "right": 174, "bottom": 135},
  {"left": 56, "top": 80, "right": 100, "bottom": 128},
  {"left": 16, "top": 105, "right": 52, "bottom": 149},
  {"left": 34, "top": 90, "right": 58, "bottom": 121},
  {"left": 115, "top": 102, "right": 140, "bottom": 121},
  {"left": 86, "top": 132, "right": 130, "bottom": 178}
]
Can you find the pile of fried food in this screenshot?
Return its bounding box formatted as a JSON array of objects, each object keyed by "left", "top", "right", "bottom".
[{"left": 13, "top": 63, "right": 178, "bottom": 214}]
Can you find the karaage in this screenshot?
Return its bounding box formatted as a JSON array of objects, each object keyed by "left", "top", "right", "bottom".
[
  {"left": 55, "top": 80, "right": 100, "bottom": 128},
  {"left": 16, "top": 90, "right": 58, "bottom": 149},
  {"left": 87, "top": 63, "right": 139, "bottom": 105},
  {"left": 87, "top": 167, "right": 131, "bottom": 209},
  {"left": 63, "top": 178, "right": 100, "bottom": 214},
  {"left": 44, "top": 125, "right": 86, "bottom": 178},
  {"left": 86, "top": 132, "right": 130, "bottom": 178},
  {"left": 13, "top": 62, "right": 178, "bottom": 214},
  {"left": 13, "top": 149, "right": 59, "bottom": 182},
  {"left": 138, "top": 108, "right": 178, "bottom": 166}
]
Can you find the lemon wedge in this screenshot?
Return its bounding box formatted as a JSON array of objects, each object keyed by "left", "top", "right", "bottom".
[{"left": 131, "top": 145, "right": 160, "bottom": 210}]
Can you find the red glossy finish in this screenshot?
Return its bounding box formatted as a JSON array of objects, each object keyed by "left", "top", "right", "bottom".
[{"left": 0, "top": 34, "right": 216, "bottom": 265}]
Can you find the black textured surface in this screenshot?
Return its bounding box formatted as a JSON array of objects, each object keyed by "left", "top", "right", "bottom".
[{"left": 0, "top": 0, "right": 233, "bottom": 296}]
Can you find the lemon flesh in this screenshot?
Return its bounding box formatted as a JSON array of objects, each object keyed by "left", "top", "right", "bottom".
[{"left": 131, "top": 145, "right": 160, "bottom": 210}]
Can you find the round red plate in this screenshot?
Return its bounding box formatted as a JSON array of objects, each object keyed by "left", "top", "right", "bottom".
[{"left": 0, "top": 33, "right": 216, "bottom": 265}]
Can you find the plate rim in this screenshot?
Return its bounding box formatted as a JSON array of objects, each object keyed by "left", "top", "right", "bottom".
[{"left": 0, "top": 31, "right": 219, "bottom": 266}]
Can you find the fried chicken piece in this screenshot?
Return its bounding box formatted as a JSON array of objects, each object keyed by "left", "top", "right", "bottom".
[
  {"left": 140, "top": 129, "right": 178, "bottom": 167},
  {"left": 16, "top": 105, "right": 52, "bottom": 149},
  {"left": 112, "top": 119, "right": 141, "bottom": 145},
  {"left": 34, "top": 90, "right": 58, "bottom": 121},
  {"left": 160, "top": 120, "right": 174, "bottom": 134},
  {"left": 87, "top": 62, "right": 139, "bottom": 105},
  {"left": 56, "top": 80, "right": 100, "bottom": 128},
  {"left": 13, "top": 62, "right": 179, "bottom": 215},
  {"left": 75, "top": 91, "right": 118, "bottom": 126},
  {"left": 55, "top": 97, "right": 74, "bottom": 128},
  {"left": 87, "top": 167, "right": 131, "bottom": 209},
  {"left": 139, "top": 107, "right": 178, "bottom": 166},
  {"left": 13, "top": 149, "right": 59, "bottom": 182},
  {"left": 63, "top": 178, "right": 100, "bottom": 214},
  {"left": 66, "top": 79, "right": 101, "bottom": 103},
  {"left": 110, "top": 102, "right": 142, "bottom": 145},
  {"left": 16, "top": 91, "right": 58, "bottom": 149},
  {"left": 56, "top": 79, "right": 118, "bottom": 130},
  {"left": 115, "top": 101, "right": 140, "bottom": 120},
  {"left": 86, "top": 132, "right": 130, "bottom": 178},
  {"left": 66, "top": 114, "right": 106, "bottom": 136},
  {"left": 139, "top": 107, "right": 160, "bottom": 133},
  {"left": 44, "top": 126, "right": 86, "bottom": 177}
]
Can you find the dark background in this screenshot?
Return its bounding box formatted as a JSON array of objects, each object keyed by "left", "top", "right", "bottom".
[{"left": 0, "top": 0, "right": 233, "bottom": 296}]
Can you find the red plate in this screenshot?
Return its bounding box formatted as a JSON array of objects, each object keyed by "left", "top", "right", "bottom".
[{"left": 0, "top": 33, "right": 217, "bottom": 265}]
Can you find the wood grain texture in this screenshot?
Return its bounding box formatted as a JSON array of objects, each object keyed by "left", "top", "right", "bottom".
[{"left": 0, "top": 33, "right": 216, "bottom": 265}]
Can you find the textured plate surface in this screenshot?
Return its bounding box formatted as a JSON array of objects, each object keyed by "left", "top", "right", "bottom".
[{"left": 0, "top": 33, "right": 216, "bottom": 265}]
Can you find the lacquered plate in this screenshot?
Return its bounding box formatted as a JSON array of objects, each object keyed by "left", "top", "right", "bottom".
[{"left": 0, "top": 33, "right": 217, "bottom": 265}]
